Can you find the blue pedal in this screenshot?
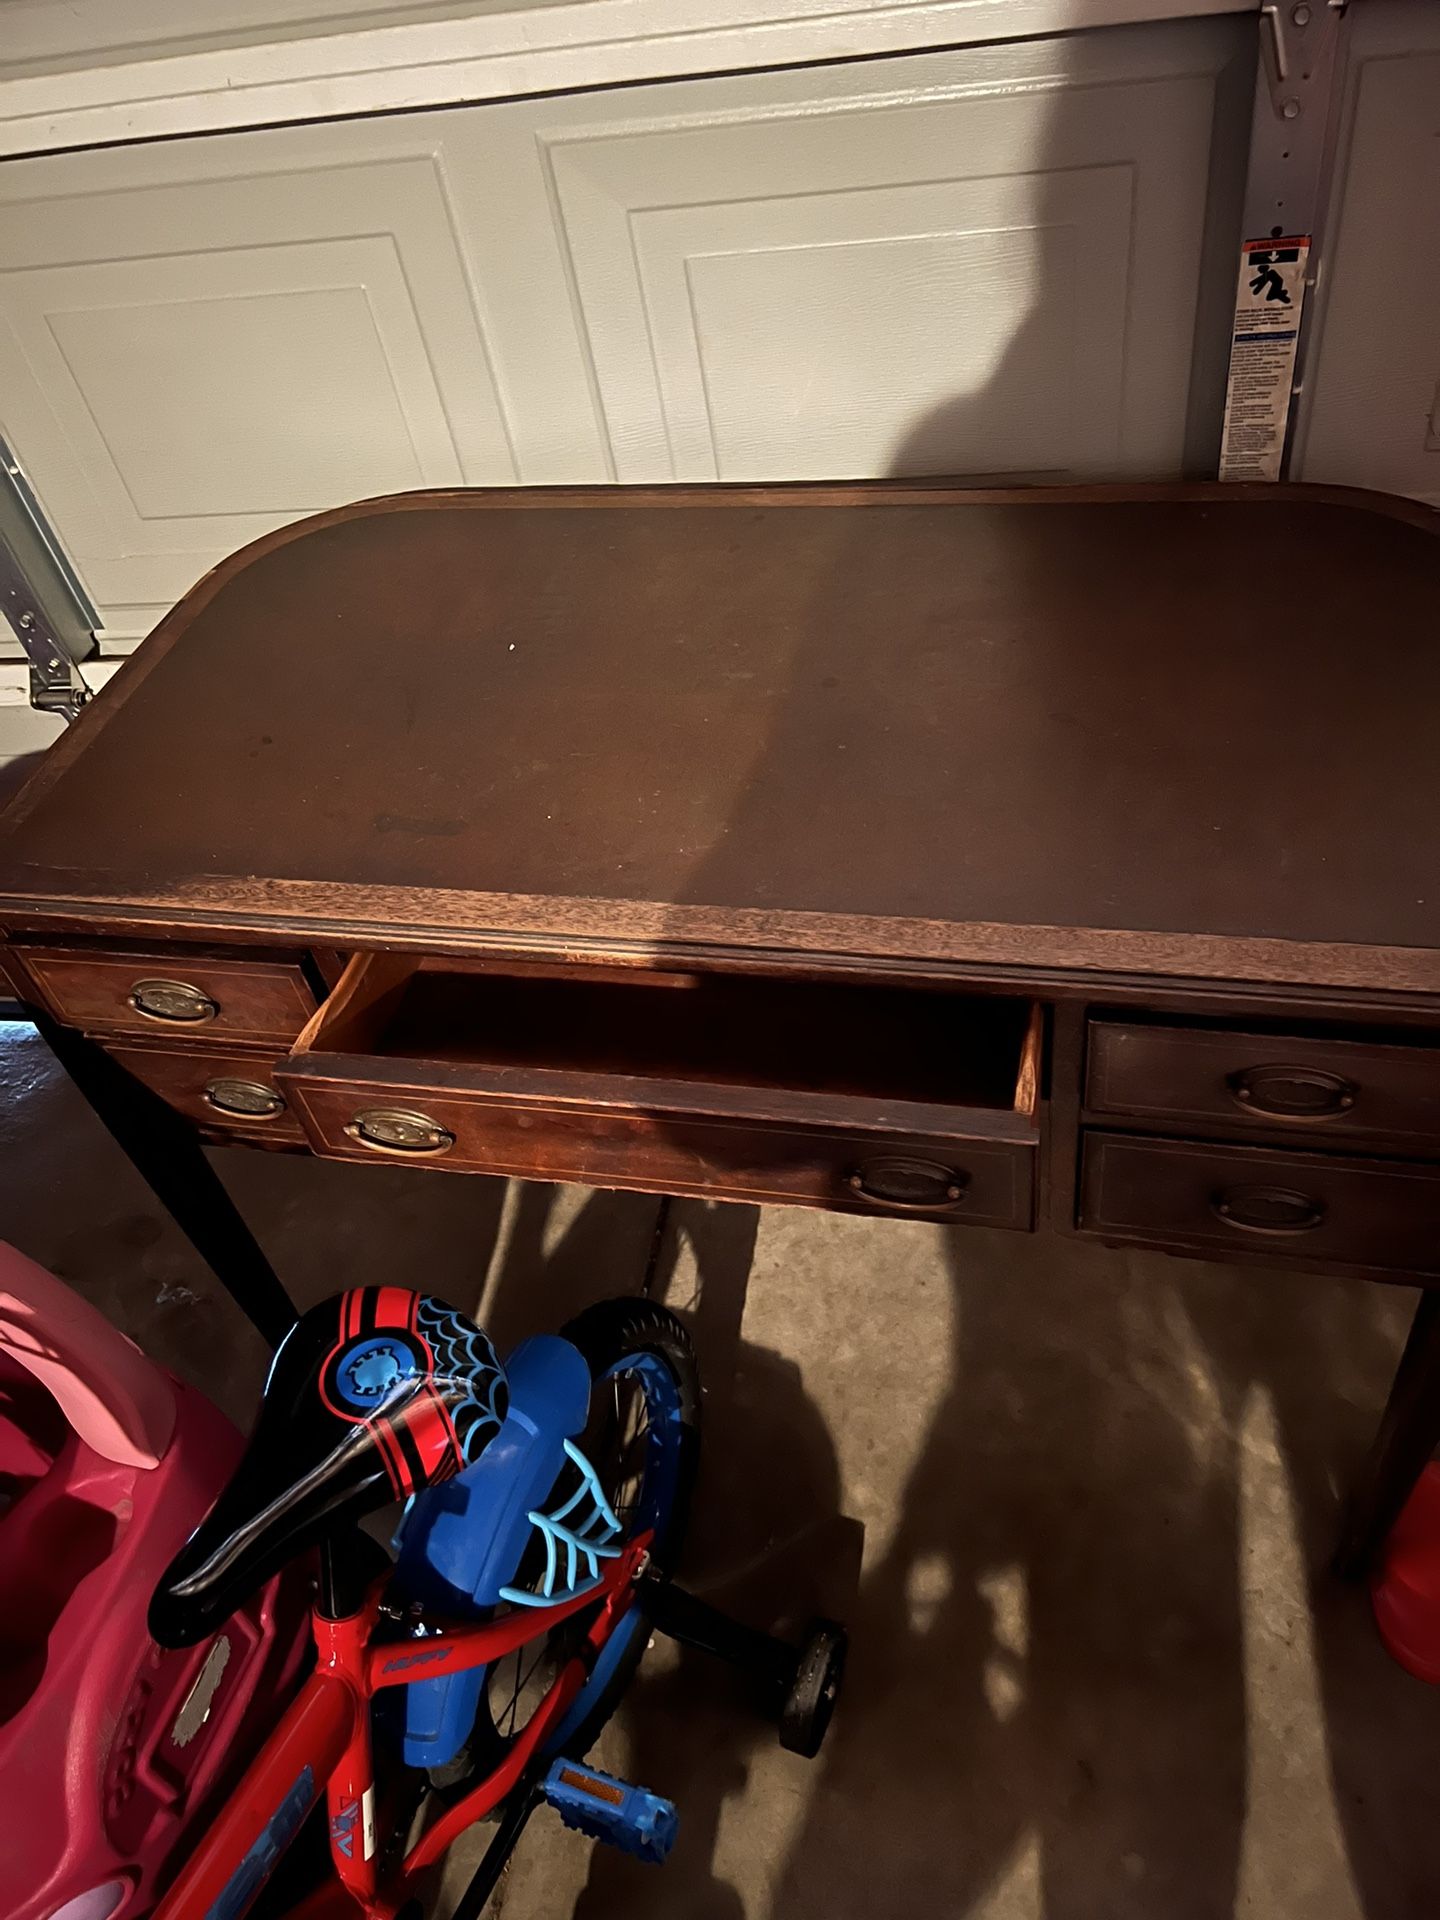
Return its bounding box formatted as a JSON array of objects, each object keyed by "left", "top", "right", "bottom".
[{"left": 541, "top": 1759, "right": 678, "bottom": 1863}]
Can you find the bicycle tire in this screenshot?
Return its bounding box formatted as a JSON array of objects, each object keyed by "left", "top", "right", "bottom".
[
  {"left": 455, "top": 1297, "right": 700, "bottom": 1777},
  {"left": 551, "top": 1296, "right": 701, "bottom": 1759}
]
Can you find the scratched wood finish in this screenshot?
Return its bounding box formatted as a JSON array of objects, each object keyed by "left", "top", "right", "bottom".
[{"left": 1, "top": 482, "right": 1439, "bottom": 993}]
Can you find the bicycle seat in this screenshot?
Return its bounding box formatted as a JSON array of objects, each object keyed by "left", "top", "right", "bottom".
[{"left": 149, "top": 1289, "right": 508, "bottom": 1648}]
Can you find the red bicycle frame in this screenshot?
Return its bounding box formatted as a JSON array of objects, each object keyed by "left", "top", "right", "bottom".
[{"left": 153, "top": 1532, "right": 654, "bottom": 1920}]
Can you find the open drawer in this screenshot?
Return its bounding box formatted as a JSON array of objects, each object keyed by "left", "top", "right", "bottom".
[{"left": 277, "top": 956, "right": 1043, "bottom": 1226}]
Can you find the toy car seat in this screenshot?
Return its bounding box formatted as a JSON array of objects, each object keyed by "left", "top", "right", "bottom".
[{"left": 0, "top": 1242, "right": 310, "bottom": 1920}]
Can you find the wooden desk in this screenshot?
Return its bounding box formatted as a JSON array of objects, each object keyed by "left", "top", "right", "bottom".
[{"left": 3, "top": 480, "right": 1438, "bottom": 1570}]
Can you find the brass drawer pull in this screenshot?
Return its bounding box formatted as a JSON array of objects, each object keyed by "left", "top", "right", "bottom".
[
  {"left": 128, "top": 978, "right": 219, "bottom": 1024},
  {"left": 1212, "top": 1184, "right": 1326, "bottom": 1235},
  {"left": 848, "top": 1157, "right": 968, "bottom": 1214},
  {"left": 203, "top": 1077, "right": 286, "bottom": 1121},
  {"left": 1228, "top": 1064, "right": 1356, "bottom": 1121},
  {"left": 345, "top": 1107, "right": 456, "bottom": 1155}
]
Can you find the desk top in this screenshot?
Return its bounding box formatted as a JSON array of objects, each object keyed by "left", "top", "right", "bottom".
[{"left": 2, "top": 481, "right": 1438, "bottom": 995}]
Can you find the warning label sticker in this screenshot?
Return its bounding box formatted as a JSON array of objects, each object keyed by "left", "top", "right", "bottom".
[{"left": 1218, "top": 235, "right": 1310, "bottom": 483}]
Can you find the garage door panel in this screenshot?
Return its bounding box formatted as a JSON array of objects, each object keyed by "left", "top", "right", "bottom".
[
  {"left": 539, "top": 20, "right": 1245, "bottom": 484},
  {"left": 1295, "top": 14, "right": 1440, "bottom": 506},
  {"left": 0, "top": 14, "right": 1247, "bottom": 640},
  {"left": 0, "top": 149, "right": 517, "bottom": 635}
]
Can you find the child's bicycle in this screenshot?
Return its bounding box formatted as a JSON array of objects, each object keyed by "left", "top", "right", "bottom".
[{"left": 148, "top": 1287, "right": 847, "bottom": 1919}]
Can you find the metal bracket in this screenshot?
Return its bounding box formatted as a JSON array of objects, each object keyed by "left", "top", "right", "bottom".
[
  {"left": 0, "top": 538, "right": 92, "bottom": 722},
  {"left": 0, "top": 437, "right": 98, "bottom": 725},
  {"left": 1219, "top": 0, "right": 1352, "bottom": 482},
  {"left": 1249, "top": 0, "right": 1349, "bottom": 237}
]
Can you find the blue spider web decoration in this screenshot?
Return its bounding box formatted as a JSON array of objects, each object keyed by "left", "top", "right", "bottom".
[
  {"left": 498, "top": 1439, "right": 624, "bottom": 1608},
  {"left": 414, "top": 1294, "right": 508, "bottom": 1462}
]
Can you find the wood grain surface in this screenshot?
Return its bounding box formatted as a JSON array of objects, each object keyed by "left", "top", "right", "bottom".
[
  {"left": 102, "top": 1036, "right": 305, "bottom": 1143},
  {"left": 1086, "top": 1018, "right": 1440, "bottom": 1149},
  {"left": 1079, "top": 1131, "right": 1440, "bottom": 1275},
  {"left": 1, "top": 481, "right": 1436, "bottom": 993},
  {"left": 17, "top": 944, "right": 316, "bottom": 1042}
]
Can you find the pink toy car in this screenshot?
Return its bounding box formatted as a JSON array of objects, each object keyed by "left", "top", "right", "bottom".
[{"left": 0, "top": 1242, "right": 310, "bottom": 1920}]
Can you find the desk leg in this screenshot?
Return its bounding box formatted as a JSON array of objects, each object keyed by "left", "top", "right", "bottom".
[
  {"left": 35, "top": 1013, "right": 298, "bottom": 1349},
  {"left": 1335, "top": 1286, "right": 1440, "bottom": 1577}
]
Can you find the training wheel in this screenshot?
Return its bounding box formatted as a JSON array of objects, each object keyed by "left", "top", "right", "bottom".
[{"left": 778, "top": 1618, "right": 848, "bottom": 1758}]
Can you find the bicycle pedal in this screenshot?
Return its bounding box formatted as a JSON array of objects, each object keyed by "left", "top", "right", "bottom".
[{"left": 541, "top": 1759, "right": 678, "bottom": 1863}]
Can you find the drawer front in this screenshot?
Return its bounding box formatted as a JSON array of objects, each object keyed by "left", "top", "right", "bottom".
[
  {"left": 285, "top": 1076, "right": 1036, "bottom": 1227},
  {"left": 107, "top": 1040, "right": 305, "bottom": 1143},
  {"left": 1079, "top": 1131, "right": 1440, "bottom": 1273},
  {"left": 17, "top": 947, "right": 317, "bottom": 1044},
  {"left": 1087, "top": 1020, "right": 1440, "bottom": 1146}
]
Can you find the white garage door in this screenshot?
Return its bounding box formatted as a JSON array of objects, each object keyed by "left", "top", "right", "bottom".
[
  {"left": 0, "top": 13, "right": 1248, "bottom": 649},
  {"left": 1292, "top": 0, "right": 1440, "bottom": 508}
]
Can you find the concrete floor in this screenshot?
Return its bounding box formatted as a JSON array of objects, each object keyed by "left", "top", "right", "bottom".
[{"left": 3, "top": 1015, "right": 1439, "bottom": 1918}]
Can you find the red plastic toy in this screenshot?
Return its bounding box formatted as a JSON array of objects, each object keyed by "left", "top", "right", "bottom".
[
  {"left": 0, "top": 1242, "right": 310, "bottom": 1920},
  {"left": 1371, "top": 1460, "right": 1440, "bottom": 1684}
]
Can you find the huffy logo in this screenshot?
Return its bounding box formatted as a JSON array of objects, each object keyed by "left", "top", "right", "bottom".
[{"left": 381, "top": 1644, "right": 456, "bottom": 1674}]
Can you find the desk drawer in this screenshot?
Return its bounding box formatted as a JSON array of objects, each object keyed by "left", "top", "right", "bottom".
[
  {"left": 1079, "top": 1131, "right": 1440, "bottom": 1274},
  {"left": 279, "top": 955, "right": 1041, "bottom": 1224},
  {"left": 285, "top": 1074, "right": 1035, "bottom": 1222},
  {"left": 16, "top": 945, "right": 317, "bottom": 1044},
  {"left": 1087, "top": 1019, "right": 1440, "bottom": 1146},
  {"left": 106, "top": 1038, "right": 304, "bottom": 1143}
]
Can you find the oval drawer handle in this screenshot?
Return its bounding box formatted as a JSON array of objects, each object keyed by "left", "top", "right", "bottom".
[
  {"left": 129, "top": 978, "right": 219, "bottom": 1024},
  {"left": 1211, "top": 1184, "right": 1326, "bottom": 1236},
  {"left": 1227, "top": 1064, "right": 1356, "bottom": 1121},
  {"left": 848, "top": 1157, "right": 968, "bottom": 1214},
  {"left": 203, "top": 1077, "right": 286, "bottom": 1121},
  {"left": 345, "top": 1107, "right": 456, "bottom": 1155}
]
